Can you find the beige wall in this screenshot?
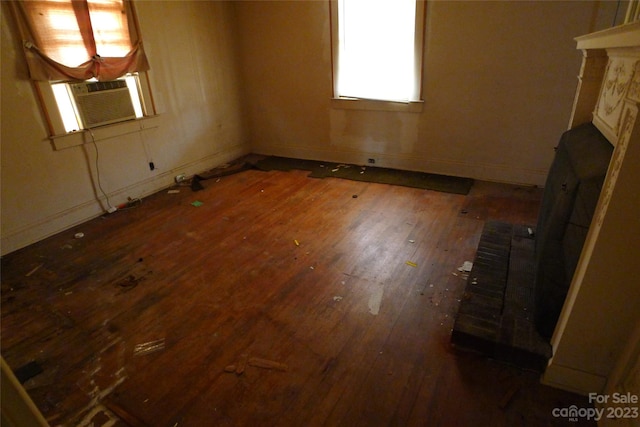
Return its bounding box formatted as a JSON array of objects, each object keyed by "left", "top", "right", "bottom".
[
  {"left": 1, "top": 1, "right": 249, "bottom": 255},
  {"left": 235, "top": 1, "right": 616, "bottom": 185}
]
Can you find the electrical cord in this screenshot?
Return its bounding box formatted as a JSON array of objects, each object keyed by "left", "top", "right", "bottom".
[{"left": 86, "top": 127, "right": 117, "bottom": 213}]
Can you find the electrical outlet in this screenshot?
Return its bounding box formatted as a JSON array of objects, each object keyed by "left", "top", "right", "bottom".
[
  {"left": 175, "top": 174, "right": 186, "bottom": 183},
  {"left": 368, "top": 158, "right": 376, "bottom": 164}
]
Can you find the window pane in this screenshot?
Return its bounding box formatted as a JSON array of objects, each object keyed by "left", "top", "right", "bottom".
[
  {"left": 20, "top": 0, "right": 131, "bottom": 66},
  {"left": 337, "top": 0, "right": 416, "bottom": 102},
  {"left": 125, "top": 74, "right": 144, "bottom": 118},
  {"left": 24, "top": 1, "right": 89, "bottom": 66},
  {"left": 88, "top": 0, "right": 132, "bottom": 57},
  {"left": 52, "top": 83, "right": 81, "bottom": 132}
]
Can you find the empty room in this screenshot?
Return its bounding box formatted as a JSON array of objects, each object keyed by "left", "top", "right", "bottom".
[{"left": 1, "top": 1, "right": 639, "bottom": 426}]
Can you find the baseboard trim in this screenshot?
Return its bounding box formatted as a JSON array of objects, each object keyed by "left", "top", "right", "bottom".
[
  {"left": 1, "top": 145, "right": 249, "bottom": 256},
  {"left": 251, "top": 144, "right": 548, "bottom": 186},
  {"left": 542, "top": 362, "right": 607, "bottom": 395}
]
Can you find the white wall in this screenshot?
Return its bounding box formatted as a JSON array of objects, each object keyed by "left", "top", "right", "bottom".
[{"left": 0, "top": 1, "right": 250, "bottom": 255}]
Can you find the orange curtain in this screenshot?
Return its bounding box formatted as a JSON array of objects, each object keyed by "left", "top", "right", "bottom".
[{"left": 9, "top": 0, "right": 149, "bottom": 81}]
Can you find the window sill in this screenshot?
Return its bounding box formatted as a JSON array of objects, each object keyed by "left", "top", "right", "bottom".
[
  {"left": 331, "top": 97, "right": 424, "bottom": 113},
  {"left": 50, "top": 115, "right": 161, "bottom": 151}
]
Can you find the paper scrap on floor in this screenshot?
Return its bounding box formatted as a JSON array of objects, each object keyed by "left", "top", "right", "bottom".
[{"left": 458, "top": 261, "right": 473, "bottom": 273}]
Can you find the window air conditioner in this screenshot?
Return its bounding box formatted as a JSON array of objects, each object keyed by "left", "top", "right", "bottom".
[{"left": 70, "top": 80, "right": 136, "bottom": 128}]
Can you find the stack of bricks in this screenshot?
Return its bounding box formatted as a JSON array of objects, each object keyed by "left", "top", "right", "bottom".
[{"left": 451, "top": 221, "right": 551, "bottom": 371}]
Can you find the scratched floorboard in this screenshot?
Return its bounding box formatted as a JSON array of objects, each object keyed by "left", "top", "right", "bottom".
[{"left": 1, "top": 169, "right": 594, "bottom": 426}]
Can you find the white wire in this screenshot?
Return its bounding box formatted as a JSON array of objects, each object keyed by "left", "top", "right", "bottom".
[
  {"left": 86, "top": 128, "right": 116, "bottom": 212},
  {"left": 139, "top": 130, "right": 153, "bottom": 168}
]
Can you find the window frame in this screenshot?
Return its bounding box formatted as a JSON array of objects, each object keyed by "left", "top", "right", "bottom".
[
  {"left": 329, "top": 0, "right": 426, "bottom": 112},
  {"left": 9, "top": 0, "right": 158, "bottom": 149},
  {"left": 34, "top": 71, "right": 158, "bottom": 150}
]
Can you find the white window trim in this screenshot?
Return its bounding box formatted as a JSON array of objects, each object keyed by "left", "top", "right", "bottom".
[
  {"left": 329, "top": 0, "right": 426, "bottom": 113},
  {"left": 49, "top": 115, "right": 161, "bottom": 151}
]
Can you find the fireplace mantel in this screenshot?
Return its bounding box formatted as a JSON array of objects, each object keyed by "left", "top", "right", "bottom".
[
  {"left": 543, "top": 22, "right": 640, "bottom": 404},
  {"left": 575, "top": 21, "right": 640, "bottom": 50},
  {"left": 570, "top": 21, "right": 640, "bottom": 147}
]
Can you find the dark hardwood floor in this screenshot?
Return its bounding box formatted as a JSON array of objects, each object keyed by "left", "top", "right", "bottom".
[{"left": 1, "top": 166, "right": 594, "bottom": 426}]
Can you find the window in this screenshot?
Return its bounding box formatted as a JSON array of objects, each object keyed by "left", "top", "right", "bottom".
[
  {"left": 52, "top": 74, "right": 145, "bottom": 132},
  {"left": 9, "top": 0, "right": 155, "bottom": 141},
  {"left": 331, "top": 0, "right": 425, "bottom": 107}
]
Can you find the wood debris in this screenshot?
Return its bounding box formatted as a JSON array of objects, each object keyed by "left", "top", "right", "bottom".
[
  {"left": 236, "top": 354, "right": 248, "bottom": 375},
  {"left": 248, "top": 357, "right": 288, "bottom": 372},
  {"left": 223, "top": 355, "right": 288, "bottom": 374}
]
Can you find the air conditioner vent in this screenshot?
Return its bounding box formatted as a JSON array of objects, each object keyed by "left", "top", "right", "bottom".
[
  {"left": 85, "top": 80, "right": 128, "bottom": 92},
  {"left": 70, "top": 80, "right": 136, "bottom": 128}
]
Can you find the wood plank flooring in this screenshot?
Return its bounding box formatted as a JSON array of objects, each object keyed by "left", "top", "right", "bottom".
[{"left": 1, "top": 167, "right": 594, "bottom": 426}]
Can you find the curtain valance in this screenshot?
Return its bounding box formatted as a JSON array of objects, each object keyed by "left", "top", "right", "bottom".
[{"left": 9, "top": 0, "right": 149, "bottom": 81}]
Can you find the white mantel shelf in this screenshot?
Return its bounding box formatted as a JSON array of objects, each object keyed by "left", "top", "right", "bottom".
[{"left": 575, "top": 21, "right": 640, "bottom": 50}]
